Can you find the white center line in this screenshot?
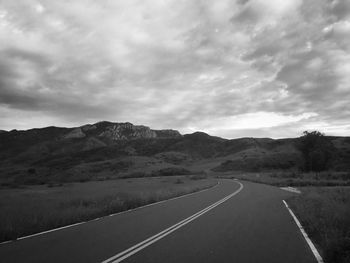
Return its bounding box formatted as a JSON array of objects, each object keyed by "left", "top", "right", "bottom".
[{"left": 102, "top": 181, "right": 243, "bottom": 263}]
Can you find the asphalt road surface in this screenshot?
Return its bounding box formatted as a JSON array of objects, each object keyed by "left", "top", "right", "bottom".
[{"left": 0, "top": 179, "right": 318, "bottom": 263}]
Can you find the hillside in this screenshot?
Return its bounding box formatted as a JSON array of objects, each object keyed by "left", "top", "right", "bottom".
[{"left": 0, "top": 121, "right": 349, "bottom": 185}]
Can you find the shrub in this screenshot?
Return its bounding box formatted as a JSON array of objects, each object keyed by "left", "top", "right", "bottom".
[
  {"left": 189, "top": 174, "right": 207, "bottom": 180},
  {"left": 122, "top": 171, "right": 147, "bottom": 178},
  {"left": 153, "top": 167, "right": 191, "bottom": 177},
  {"left": 174, "top": 178, "right": 184, "bottom": 184}
]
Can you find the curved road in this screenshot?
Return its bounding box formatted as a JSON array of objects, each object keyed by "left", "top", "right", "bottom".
[{"left": 0, "top": 179, "right": 317, "bottom": 263}]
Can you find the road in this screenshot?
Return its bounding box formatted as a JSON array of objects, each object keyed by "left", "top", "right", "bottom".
[{"left": 0, "top": 179, "right": 318, "bottom": 263}]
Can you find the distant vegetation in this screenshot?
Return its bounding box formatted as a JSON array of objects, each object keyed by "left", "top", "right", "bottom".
[
  {"left": 0, "top": 123, "right": 349, "bottom": 187},
  {"left": 288, "top": 187, "right": 350, "bottom": 263},
  {"left": 0, "top": 176, "right": 216, "bottom": 242},
  {"left": 223, "top": 171, "right": 350, "bottom": 187},
  {"left": 298, "top": 131, "right": 334, "bottom": 172}
]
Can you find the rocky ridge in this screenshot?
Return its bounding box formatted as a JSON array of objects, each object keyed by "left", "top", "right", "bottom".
[
  {"left": 61, "top": 122, "right": 182, "bottom": 141},
  {"left": 0, "top": 121, "right": 349, "bottom": 186}
]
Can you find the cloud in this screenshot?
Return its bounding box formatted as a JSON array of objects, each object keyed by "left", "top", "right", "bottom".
[
  {"left": 0, "top": 0, "right": 349, "bottom": 138},
  {"left": 189, "top": 111, "right": 317, "bottom": 132}
]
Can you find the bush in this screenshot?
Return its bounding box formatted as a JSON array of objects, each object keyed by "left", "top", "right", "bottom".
[
  {"left": 174, "top": 178, "right": 184, "bottom": 184},
  {"left": 121, "top": 171, "right": 147, "bottom": 178},
  {"left": 189, "top": 174, "right": 207, "bottom": 180},
  {"left": 47, "top": 182, "right": 63, "bottom": 188},
  {"left": 153, "top": 167, "right": 191, "bottom": 177}
]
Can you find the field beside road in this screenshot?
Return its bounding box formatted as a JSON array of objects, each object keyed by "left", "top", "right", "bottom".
[
  {"left": 221, "top": 171, "right": 350, "bottom": 187},
  {"left": 288, "top": 187, "right": 350, "bottom": 263},
  {"left": 0, "top": 179, "right": 319, "bottom": 263},
  {"left": 0, "top": 175, "right": 216, "bottom": 242}
]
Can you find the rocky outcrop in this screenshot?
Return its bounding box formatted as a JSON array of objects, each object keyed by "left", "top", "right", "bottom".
[
  {"left": 60, "top": 122, "right": 181, "bottom": 141},
  {"left": 132, "top": 125, "right": 157, "bottom": 139},
  {"left": 98, "top": 123, "right": 157, "bottom": 140}
]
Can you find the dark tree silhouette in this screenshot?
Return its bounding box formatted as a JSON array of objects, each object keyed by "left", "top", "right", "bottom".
[{"left": 298, "top": 131, "right": 333, "bottom": 172}]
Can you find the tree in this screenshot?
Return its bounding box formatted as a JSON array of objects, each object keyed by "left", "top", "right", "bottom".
[{"left": 298, "top": 131, "right": 333, "bottom": 172}]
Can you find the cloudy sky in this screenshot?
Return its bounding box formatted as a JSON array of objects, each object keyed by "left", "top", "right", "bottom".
[{"left": 0, "top": 0, "right": 349, "bottom": 138}]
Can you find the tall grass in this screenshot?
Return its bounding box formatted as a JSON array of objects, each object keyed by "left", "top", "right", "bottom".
[
  {"left": 221, "top": 171, "right": 350, "bottom": 187},
  {"left": 0, "top": 176, "right": 216, "bottom": 242},
  {"left": 288, "top": 187, "right": 350, "bottom": 263}
]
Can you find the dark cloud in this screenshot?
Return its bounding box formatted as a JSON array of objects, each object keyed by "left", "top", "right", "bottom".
[{"left": 330, "top": 0, "right": 350, "bottom": 20}]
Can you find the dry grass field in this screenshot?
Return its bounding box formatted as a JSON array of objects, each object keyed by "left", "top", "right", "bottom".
[
  {"left": 288, "top": 187, "right": 350, "bottom": 263},
  {"left": 0, "top": 176, "right": 217, "bottom": 242},
  {"left": 222, "top": 171, "right": 350, "bottom": 187}
]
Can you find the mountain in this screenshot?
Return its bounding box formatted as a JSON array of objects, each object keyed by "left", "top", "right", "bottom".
[{"left": 0, "top": 121, "right": 349, "bottom": 185}]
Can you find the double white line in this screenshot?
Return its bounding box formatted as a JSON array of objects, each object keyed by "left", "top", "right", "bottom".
[{"left": 102, "top": 181, "right": 243, "bottom": 263}]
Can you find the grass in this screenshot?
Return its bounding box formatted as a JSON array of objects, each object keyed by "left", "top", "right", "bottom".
[
  {"left": 0, "top": 176, "right": 216, "bottom": 242},
  {"left": 219, "top": 171, "right": 350, "bottom": 187},
  {"left": 288, "top": 187, "right": 350, "bottom": 263}
]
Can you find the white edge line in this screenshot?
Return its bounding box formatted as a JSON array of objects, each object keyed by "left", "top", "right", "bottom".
[
  {"left": 15, "top": 221, "right": 87, "bottom": 241},
  {"left": 0, "top": 181, "right": 220, "bottom": 245},
  {"left": 282, "top": 200, "right": 324, "bottom": 263},
  {"left": 102, "top": 181, "right": 243, "bottom": 263}
]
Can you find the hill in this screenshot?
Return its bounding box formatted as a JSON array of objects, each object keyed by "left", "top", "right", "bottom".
[{"left": 0, "top": 121, "right": 349, "bottom": 185}]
